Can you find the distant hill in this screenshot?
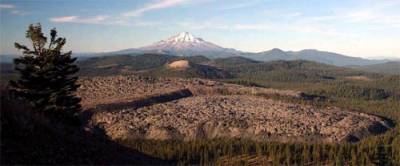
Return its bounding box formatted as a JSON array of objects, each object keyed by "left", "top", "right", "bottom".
[
  {"left": 351, "top": 61, "right": 400, "bottom": 75},
  {"left": 79, "top": 54, "right": 176, "bottom": 70},
  {"left": 0, "top": 63, "right": 17, "bottom": 84},
  {"left": 78, "top": 54, "right": 178, "bottom": 76},
  {"left": 247, "top": 48, "right": 289, "bottom": 61},
  {"left": 0, "top": 55, "right": 18, "bottom": 63},
  {"left": 212, "top": 56, "right": 260, "bottom": 68},
  {"left": 220, "top": 59, "right": 378, "bottom": 83},
  {"left": 242, "top": 49, "right": 387, "bottom": 66},
  {"left": 180, "top": 55, "right": 210, "bottom": 64}
]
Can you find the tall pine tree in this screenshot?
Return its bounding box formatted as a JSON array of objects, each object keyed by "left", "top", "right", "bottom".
[{"left": 9, "top": 23, "right": 81, "bottom": 123}]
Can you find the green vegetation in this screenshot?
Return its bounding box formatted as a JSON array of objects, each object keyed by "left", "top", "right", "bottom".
[
  {"left": 220, "top": 60, "right": 399, "bottom": 101},
  {"left": 225, "top": 60, "right": 379, "bottom": 82},
  {"left": 9, "top": 24, "right": 81, "bottom": 122},
  {"left": 351, "top": 61, "right": 400, "bottom": 75},
  {"left": 78, "top": 54, "right": 177, "bottom": 76},
  {"left": 213, "top": 56, "right": 259, "bottom": 68},
  {"left": 78, "top": 54, "right": 213, "bottom": 77},
  {"left": 181, "top": 55, "right": 210, "bottom": 64},
  {"left": 121, "top": 136, "right": 398, "bottom": 165}
]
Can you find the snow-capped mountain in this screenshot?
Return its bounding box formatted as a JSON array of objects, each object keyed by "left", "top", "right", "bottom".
[
  {"left": 117, "top": 32, "right": 242, "bottom": 58},
  {"left": 104, "top": 32, "right": 387, "bottom": 66}
]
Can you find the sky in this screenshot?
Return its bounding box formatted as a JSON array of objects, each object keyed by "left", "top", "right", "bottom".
[{"left": 1, "top": 0, "right": 400, "bottom": 59}]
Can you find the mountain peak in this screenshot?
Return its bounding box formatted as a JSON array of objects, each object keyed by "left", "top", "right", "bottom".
[
  {"left": 167, "top": 32, "right": 201, "bottom": 43},
  {"left": 270, "top": 48, "right": 284, "bottom": 52},
  {"left": 259, "top": 48, "right": 286, "bottom": 54},
  {"left": 177, "top": 32, "right": 193, "bottom": 38}
]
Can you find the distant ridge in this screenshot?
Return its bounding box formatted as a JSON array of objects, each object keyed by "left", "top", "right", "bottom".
[
  {"left": 243, "top": 48, "right": 388, "bottom": 66},
  {"left": 351, "top": 61, "right": 400, "bottom": 74}
]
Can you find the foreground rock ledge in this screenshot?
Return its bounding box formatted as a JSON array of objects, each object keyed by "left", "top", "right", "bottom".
[{"left": 79, "top": 76, "right": 391, "bottom": 143}]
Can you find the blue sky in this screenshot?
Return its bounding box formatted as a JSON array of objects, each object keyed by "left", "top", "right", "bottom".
[{"left": 1, "top": 0, "right": 399, "bottom": 59}]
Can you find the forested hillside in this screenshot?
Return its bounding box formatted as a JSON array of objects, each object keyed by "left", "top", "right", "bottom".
[{"left": 351, "top": 61, "right": 400, "bottom": 75}]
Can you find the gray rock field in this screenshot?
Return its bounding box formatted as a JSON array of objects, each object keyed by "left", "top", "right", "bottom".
[{"left": 78, "top": 75, "right": 391, "bottom": 143}]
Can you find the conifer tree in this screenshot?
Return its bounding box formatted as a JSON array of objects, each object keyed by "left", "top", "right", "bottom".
[
  {"left": 9, "top": 23, "right": 81, "bottom": 123},
  {"left": 373, "top": 144, "right": 392, "bottom": 166}
]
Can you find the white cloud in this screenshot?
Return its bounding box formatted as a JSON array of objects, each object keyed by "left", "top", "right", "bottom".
[
  {"left": 0, "top": 4, "right": 27, "bottom": 16},
  {"left": 50, "top": 16, "right": 78, "bottom": 22},
  {"left": 49, "top": 0, "right": 197, "bottom": 26},
  {"left": 0, "top": 4, "right": 15, "bottom": 9},
  {"left": 49, "top": 15, "right": 161, "bottom": 28},
  {"left": 50, "top": 15, "right": 109, "bottom": 24},
  {"left": 10, "top": 10, "right": 24, "bottom": 15},
  {"left": 122, "top": 0, "right": 189, "bottom": 17}
]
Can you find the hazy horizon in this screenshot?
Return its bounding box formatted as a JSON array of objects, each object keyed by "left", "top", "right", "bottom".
[{"left": 1, "top": 0, "right": 400, "bottom": 59}]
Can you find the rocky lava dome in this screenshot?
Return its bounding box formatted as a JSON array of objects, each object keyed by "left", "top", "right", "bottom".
[{"left": 78, "top": 75, "right": 391, "bottom": 143}]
